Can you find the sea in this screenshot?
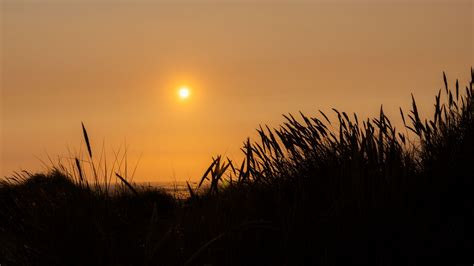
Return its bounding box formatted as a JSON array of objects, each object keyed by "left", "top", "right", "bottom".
[{"left": 135, "top": 181, "right": 196, "bottom": 199}]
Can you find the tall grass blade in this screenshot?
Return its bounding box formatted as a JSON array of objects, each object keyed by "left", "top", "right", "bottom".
[
  {"left": 115, "top": 173, "right": 138, "bottom": 195},
  {"left": 186, "top": 181, "right": 195, "bottom": 198},
  {"left": 81, "top": 122, "right": 93, "bottom": 159},
  {"left": 75, "top": 157, "right": 83, "bottom": 183}
]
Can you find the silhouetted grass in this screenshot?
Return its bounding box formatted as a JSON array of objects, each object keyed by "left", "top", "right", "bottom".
[{"left": 0, "top": 70, "right": 473, "bottom": 265}]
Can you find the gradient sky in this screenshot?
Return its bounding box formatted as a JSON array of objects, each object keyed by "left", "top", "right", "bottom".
[{"left": 1, "top": 0, "right": 472, "bottom": 182}]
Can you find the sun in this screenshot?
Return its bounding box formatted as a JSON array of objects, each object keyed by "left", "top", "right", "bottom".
[{"left": 178, "top": 87, "right": 190, "bottom": 99}]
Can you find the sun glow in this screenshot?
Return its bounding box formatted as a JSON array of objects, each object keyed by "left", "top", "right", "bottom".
[{"left": 178, "top": 87, "right": 190, "bottom": 99}]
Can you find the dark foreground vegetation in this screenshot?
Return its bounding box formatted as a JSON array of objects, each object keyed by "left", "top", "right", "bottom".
[{"left": 1, "top": 71, "right": 474, "bottom": 265}]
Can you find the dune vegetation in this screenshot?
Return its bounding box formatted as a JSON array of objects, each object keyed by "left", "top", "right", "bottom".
[{"left": 1, "top": 70, "right": 473, "bottom": 265}]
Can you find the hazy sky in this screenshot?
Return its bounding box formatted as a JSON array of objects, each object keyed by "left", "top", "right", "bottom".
[{"left": 1, "top": 0, "right": 472, "bottom": 182}]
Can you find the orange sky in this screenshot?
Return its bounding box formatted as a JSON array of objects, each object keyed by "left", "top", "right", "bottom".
[{"left": 1, "top": 0, "right": 472, "bottom": 182}]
